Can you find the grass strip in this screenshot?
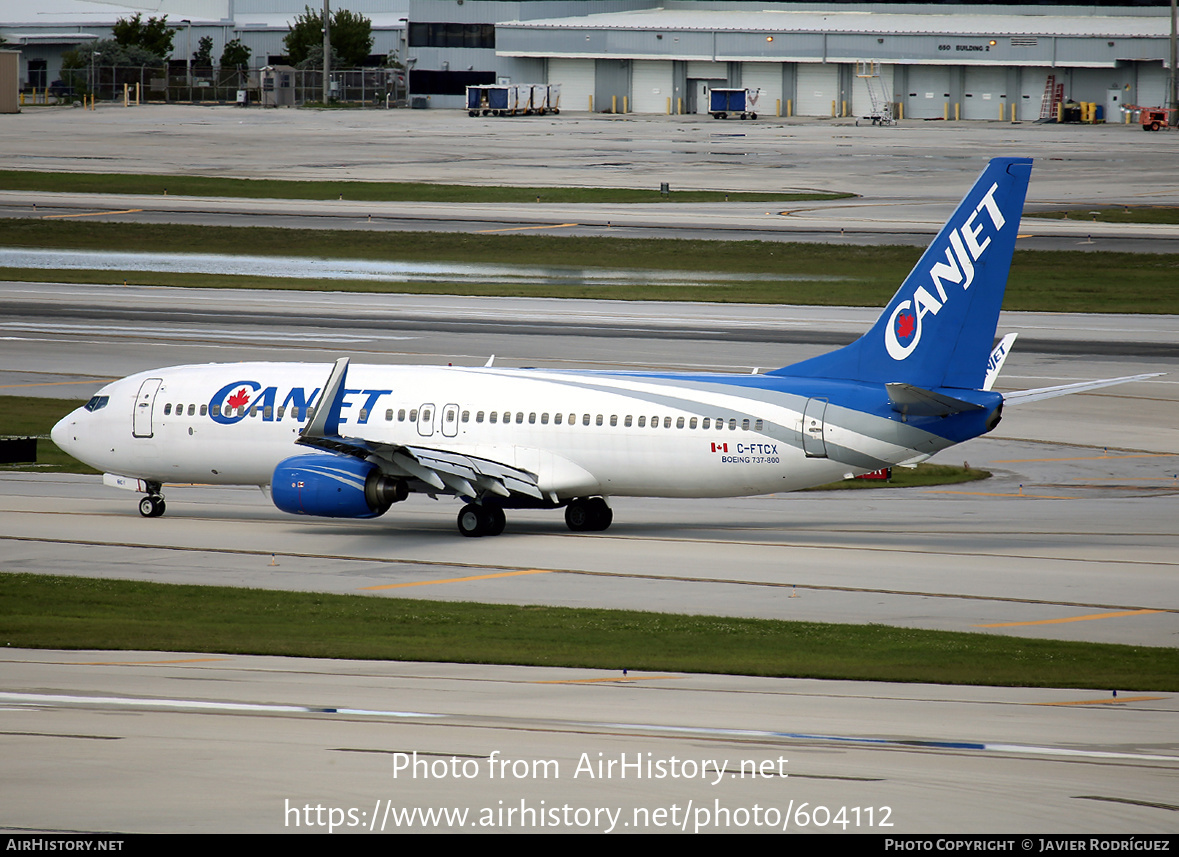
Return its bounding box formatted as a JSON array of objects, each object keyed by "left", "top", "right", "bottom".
[
  {"left": 0, "top": 396, "right": 99, "bottom": 474},
  {"left": 4, "top": 219, "right": 1178, "bottom": 312},
  {"left": 1027, "top": 206, "right": 1179, "bottom": 225},
  {"left": 1, "top": 573, "right": 1173, "bottom": 689},
  {"left": 808, "top": 463, "right": 989, "bottom": 491},
  {"left": 0, "top": 169, "right": 850, "bottom": 204}
]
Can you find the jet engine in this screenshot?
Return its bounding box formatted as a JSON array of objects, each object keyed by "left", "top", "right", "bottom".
[{"left": 271, "top": 454, "right": 408, "bottom": 518}]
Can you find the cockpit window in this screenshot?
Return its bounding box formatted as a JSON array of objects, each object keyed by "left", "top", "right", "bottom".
[{"left": 83, "top": 395, "right": 109, "bottom": 412}]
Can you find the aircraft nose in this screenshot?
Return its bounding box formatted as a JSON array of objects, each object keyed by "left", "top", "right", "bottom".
[{"left": 51, "top": 412, "right": 76, "bottom": 454}]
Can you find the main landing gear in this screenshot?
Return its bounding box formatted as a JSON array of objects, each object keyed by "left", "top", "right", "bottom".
[
  {"left": 138, "top": 494, "right": 166, "bottom": 517},
  {"left": 455, "top": 496, "right": 613, "bottom": 536},
  {"left": 457, "top": 503, "right": 506, "bottom": 537},
  {"left": 564, "top": 497, "right": 612, "bottom": 532}
]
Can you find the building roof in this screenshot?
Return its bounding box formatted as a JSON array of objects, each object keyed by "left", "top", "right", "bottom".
[{"left": 500, "top": 8, "right": 1173, "bottom": 39}]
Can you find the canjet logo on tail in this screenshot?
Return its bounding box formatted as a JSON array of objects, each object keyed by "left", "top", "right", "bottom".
[{"left": 884, "top": 181, "right": 1007, "bottom": 361}]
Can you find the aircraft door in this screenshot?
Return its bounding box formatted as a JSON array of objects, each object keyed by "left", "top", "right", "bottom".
[
  {"left": 132, "top": 378, "right": 163, "bottom": 438},
  {"left": 441, "top": 403, "right": 460, "bottom": 438},
  {"left": 802, "top": 397, "right": 829, "bottom": 458},
  {"left": 417, "top": 403, "right": 436, "bottom": 437}
]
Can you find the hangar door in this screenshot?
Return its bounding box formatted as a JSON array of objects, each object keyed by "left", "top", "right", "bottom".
[
  {"left": 1017, "top": 70, "right": 1048, "bottom": 122},
  {"left": 962, "top": 66, "right": 1007, "bottom": 120},
  {"left": 795, "top": 63, "right": 839, "bottom": 116},
  {"left": 906, "top": 66, "right": 952, "bottom": 119},
  {"left": 631, "top": 60, "right": 673, "bottom": 114},
  {"left": 549, "top": 58, "right": 594, "bottom": 112},
  {"left": 742, "top": 62, "right": 783, "bottom": 116}
]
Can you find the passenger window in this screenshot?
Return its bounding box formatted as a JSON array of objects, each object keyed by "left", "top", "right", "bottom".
[
  {"left": 398, "top": 408, "right": 406, "bottom": 422},
  {"left": 582, "top": 414, "right": 590, "bottom": 426},
  {"left": 409, "top": 408, "right": 418, "bottom": 422},
  {"left": 689, "top": 417, "right": 697, "bottom": 429},
  {"left": 264, "top": 406, "right": 273, "bottom": 419},
  {"left": 210, "top": 404, "right": 220, "bottom": 417},
  {"left": 755, "top": 419, "right": 763, "bottom": 431},
  {"left": 188, "top": 404, "right": 195, "bottom": 416},
  {"left": 638, "top": 416, "right": 646, "bottom": 427},
  {"left": 476, "top": 411, "right": 484, "bottom": 423},
  {"left": 446, "top": 410, "right": 454, "bottom": 423},
  {"left": 490, "top": 412, "right": 498, "bottom": 424},
  {"left": 610, "top": 415, "right": 617, "bottom": 427},
  {"left": 664, "top": 417, "right": 672, "bottom": 429},
  {"left": 554, "top": 413, "right": 562, "bottom": 425},
  {"left": 676, "top": 416, "right": 685, "bottom": 429},
  {"left": 200, "top": 404, "right": 208, "bottom": 417},
  {"left": 385, "top": 408, "right": 393, "bottom": 421},
  {"left": 164, "top": 404, "right": 172, "bottom": 415},
  {"left": 624, "top": 415, "right": 632, "bottom": 427},
  {"left": 359, "top": 408, "right": 367, "bottom": 421},
  {"left": 529, "top": 412, "right": 536, "bottom": 424},
  {"left": 515, "top": 412, "right": 524, "bottom": 424},
  {"left": 729, "top": 418, "right": 737, "bottom": 430},
  {"left": 596, "top": 414, "right": 603, "bottom": 426},
  {"left": 422, "top": 408, "right": 432, "bottom": 422},
  {"left": 461, "top": 410, "right": 469, "bottom": 422},
  {"left": 742, "top": 419, "right": 750, "bottom": 431},
  {"left": 702, "top": 417, "right": 710, "bottom": 429},
  {"left": 541, "top": 413, "right": 549, "bottom": 424}
]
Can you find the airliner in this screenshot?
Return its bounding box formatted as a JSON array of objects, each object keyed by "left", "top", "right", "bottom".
[{"left": 51, "top": 158, "right": 1155, "bottom": 536}]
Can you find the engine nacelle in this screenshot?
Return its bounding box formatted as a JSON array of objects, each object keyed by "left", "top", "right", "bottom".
[{"left": 272, "top": 454, "right": 408, "bottom": 519}]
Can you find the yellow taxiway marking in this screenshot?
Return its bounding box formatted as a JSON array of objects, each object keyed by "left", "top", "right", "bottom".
[
  {"left": 926, "top": 490, "right": 1076, "bottom": 499},
  {"left": 1033, "top": 696, "right": 1165, "bottom": 707},
  {"left": 977, "top": 609, "right": 1163, "bottom": 628},
  {"left": 991, "top": 453, "right": 1177, "bottom": 464},
  {"left": 361, "top": 569, "right": 552, "bottom": 590},
  {"left": 41, "top": 208, "right": 144, "bottom": 219},
  {"left": 75, "top": 658, "right": 231, "bottom": 665},
  {"left": 476, "top": 223, "right": 578, "bottom": 233},
  {"left": 534, "top": 675, "right": 682, "bottom": 685}
]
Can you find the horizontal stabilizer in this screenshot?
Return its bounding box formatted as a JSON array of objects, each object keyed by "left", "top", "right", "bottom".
[
  {"left": 1003, "top": 373, "right": 1162, "bottom": 406},
  {"left": 886, "top": 383, "right": 986, "bottom": 417}
]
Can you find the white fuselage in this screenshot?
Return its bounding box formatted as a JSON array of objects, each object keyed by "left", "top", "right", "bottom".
[{"left": 53, "top": 361, "right": 950, "bottom": 501}]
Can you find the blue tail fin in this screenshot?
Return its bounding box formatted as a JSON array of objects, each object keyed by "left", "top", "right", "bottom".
[{"left": 773, "top": 157, "right": 1032, "bottom": 391}]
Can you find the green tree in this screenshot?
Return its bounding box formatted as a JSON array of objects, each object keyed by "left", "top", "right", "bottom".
[
  {"left": 193, "top": 35, "right": 214, "bottom": 69},
  {"left": 111, "top": 13, "right": 175, "bottom": 59},
  {"left": 283, "top": 6, "right": 373, "bottom": 68},
  {"left": 219, "top": 39, "right": 252, "bottom": 69}
]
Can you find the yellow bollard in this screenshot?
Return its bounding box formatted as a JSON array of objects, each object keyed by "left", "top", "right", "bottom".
[
  {"left": 999, "top": 102, "right": 1004, "bottom": 122},
  {"left": 831, "top": 100, "right": 836, "bottom": 117},
  {"left": 123, "top": 83, "right": 129, "bottom": 107},
  {"left": 677, "top": 96, "right": 682, "bottom": 115},
  {"left": 898, "top": 101, "right": 903, "bottom": 120},
  {"left": 955, "top": 102, "right": 960, "bottom": 121},
  {"left": 776, "top": 98, "right": 781, "bottom": 117},
  {"left": 787, "top": 98, "right": 792, "bottom": 117},
  {"left": 611, "top": 95, "right": 616, "bottom": 113},
  {"left": 623, "top": 95, "right": 628, "bottom": 113},
  {"left": 666, "top": 96, "right": 671, "bottom": 115},
  {"left": 588, "top": 94, "right": 593, "bottom": 112},
  {"left": 841, "top": 99, "right": 847, "bottom": 117}
]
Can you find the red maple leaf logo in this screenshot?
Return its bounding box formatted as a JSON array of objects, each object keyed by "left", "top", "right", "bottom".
[
  {"left": 896, "top": 312, "right": 916, "bottom": 340},
  {"left": 227, "top": 388, "right": 251, "bottom": 409}
]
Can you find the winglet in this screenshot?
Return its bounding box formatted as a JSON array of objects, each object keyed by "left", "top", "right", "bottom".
[
  {"left": 983, "top": 333, "right": 1018, "bottom": 391},
  {"left": 301, "top": 357, "right": 350, "bottom": 440}
]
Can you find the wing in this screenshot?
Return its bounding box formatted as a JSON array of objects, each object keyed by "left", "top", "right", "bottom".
[{"left": 296, "top": 357, "right": 544, "bottom": 502}]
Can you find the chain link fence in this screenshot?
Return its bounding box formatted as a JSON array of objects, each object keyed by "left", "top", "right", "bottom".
[{"left": 41, "top": 65, "right": 403, "bottom": 107}]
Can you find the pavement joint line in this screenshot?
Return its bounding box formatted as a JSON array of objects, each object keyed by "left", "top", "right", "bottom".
[{"left": 1, "top": 534, "right": 1175, "bottom": 614}]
